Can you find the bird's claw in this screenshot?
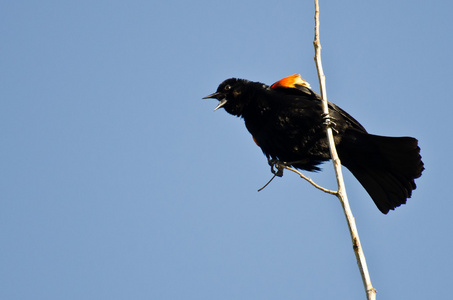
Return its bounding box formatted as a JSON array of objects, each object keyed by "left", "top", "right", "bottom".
[
  {"left": 322, "top": 113, "right": 339, "bottom": 134},
  {"left": 268, "top": 159, "right": 285, "bottom": 177}
]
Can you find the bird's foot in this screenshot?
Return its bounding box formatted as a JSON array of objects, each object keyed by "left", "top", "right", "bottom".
[
  {"left": 268, "top": 159, "right": 285, "bottom": 177},
  {"left": 321, "top": 113, "right": 339, "bottom": 134}
]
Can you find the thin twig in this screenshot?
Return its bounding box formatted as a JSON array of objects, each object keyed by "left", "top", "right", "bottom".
[
  {"left": 257, "top": 173, "right": 278, "bottom": 192},
  {"left": 313, "top": 1, "right": 376, "bottom": 299}
]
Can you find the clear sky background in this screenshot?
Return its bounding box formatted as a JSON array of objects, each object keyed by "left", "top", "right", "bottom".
[{"left": 1, "top": 0, "right": 452, "bottom": 299}]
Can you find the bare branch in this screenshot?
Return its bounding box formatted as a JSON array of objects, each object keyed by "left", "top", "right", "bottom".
[
  {"left": 313, "top": 1, "right": 377, "bottom": 299},
  {"left": 279, "top": 164, "right": 337, "bottom": 195},
  {"left": 258, "top": 161, "right": 336, "bottom": 194}
]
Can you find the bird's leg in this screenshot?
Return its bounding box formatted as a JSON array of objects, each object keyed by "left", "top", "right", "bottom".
[{"left": 268, "top": 159, "right": 285, "bottom": 177}]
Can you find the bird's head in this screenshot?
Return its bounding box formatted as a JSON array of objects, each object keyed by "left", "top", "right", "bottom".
[{"left": 203, "top": 78, "right": 254, "bottom": 116}]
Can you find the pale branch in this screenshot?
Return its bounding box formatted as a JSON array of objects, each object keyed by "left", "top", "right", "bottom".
[
  {"left": 257, "top": 161, "right": 336, "bottom": 194},
  {"left": 279, "top": 164, "right": 337, "bottom": 195},
  {"left": 313, "top": 1, "right": 376, "bottom": 300}
]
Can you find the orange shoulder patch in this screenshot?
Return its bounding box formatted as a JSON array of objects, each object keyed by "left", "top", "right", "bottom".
[{"left": 270, "top": 74, "right": 311, "bottom": 89}]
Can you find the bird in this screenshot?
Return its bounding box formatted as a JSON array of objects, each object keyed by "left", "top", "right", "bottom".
[{"left": 203, "top": 74, "right": 424, "bottom": 214}]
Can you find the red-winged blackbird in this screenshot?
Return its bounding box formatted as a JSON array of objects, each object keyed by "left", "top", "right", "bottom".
[{"left": 204, "top": 74, "right": 424, "bottom": 214}]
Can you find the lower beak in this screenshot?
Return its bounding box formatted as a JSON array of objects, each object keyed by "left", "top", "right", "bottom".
[
  {"left": 203, "top": 92, "right": 227, "bottom": 111},
  {"left": 213, "top": 99, "right": 227, "bottom": 111}
]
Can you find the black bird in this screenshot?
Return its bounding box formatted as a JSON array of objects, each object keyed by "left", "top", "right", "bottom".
[{"left": 204, "top": 74, "right": 424, "bottom": 214}]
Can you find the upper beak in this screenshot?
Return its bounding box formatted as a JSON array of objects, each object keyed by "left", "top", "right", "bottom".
[
  {"left": 202, "top": 92, "right": 221, "bottom": 99},
  {"left": 203, "top": 92, "right": 227, "bottom": 111}
]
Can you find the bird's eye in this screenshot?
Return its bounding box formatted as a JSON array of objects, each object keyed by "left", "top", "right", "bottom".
[{"left": 224, "top": 85, "right": 231, "bottom": 91}]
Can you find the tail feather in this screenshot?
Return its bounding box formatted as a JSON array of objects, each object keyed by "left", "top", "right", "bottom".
[{"left": 338, "top": 131, "right": 424, "bottom": 214}]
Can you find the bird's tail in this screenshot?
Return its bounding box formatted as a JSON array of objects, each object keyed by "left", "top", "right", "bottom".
[{"left": 338, "top": 130, "right": 424, "bottom": 214}]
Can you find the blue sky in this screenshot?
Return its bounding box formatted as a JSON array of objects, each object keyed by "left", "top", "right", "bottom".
[{"left": 1, "top": 0, "right": 452, "bottom": 299}]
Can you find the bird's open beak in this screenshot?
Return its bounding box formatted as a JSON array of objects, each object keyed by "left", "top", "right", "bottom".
[{"left": 203, "top": 92, "right": 228, "bottom": 111}]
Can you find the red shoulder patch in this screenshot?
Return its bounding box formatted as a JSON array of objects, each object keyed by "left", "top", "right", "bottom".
[
  {"left": 270, "top": 74, "right": 311, "bottom": 89},
  {"left": 252, "top": 136, "right": 259, "bottom": 147}
]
